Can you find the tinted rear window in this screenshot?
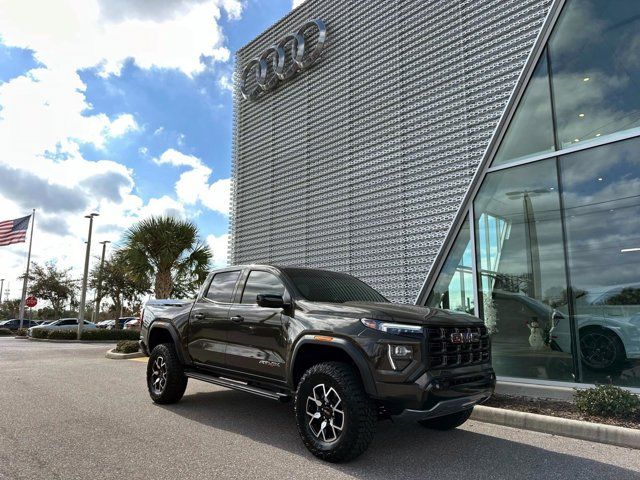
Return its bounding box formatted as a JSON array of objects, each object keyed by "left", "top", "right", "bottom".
[
  {"left": 283, "top": 268, "right": 388, "bottom": 303},
  {"left": 206, "top": 271, "right": 241, "bottom": 303}
]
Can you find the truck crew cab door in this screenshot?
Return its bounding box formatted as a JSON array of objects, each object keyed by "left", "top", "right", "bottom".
[
  {"left": 226, "top": 269, "right": 289, "bottom": 380},
  {"left": 187, "top": 269, "right": 241, "bottom": 368}
]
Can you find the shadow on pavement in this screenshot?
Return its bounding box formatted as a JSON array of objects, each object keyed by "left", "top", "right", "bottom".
[{"left": 161, "top": 388, "right": 639, "bottom": 480}]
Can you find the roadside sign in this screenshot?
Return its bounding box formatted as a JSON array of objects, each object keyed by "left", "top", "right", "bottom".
[{"left": 25, "top": 296, "right": 37, "bottom": 308}]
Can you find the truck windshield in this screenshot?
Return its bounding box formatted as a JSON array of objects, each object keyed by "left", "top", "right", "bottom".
[{"left": 283, "top": 268, "right": 389, "bottom": 304}]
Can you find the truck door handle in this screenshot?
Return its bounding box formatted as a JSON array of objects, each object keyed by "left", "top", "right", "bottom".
[
  {"left": 193, "top": 313, "right": 205, "bottom": 320},
  {"left": 230, "top": 315, "right": 244, "bottom": 323}
]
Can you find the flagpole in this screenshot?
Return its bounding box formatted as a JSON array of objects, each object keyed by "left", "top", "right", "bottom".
[{"left": 19, "top": 209, "right": 35, "bottom": 330}]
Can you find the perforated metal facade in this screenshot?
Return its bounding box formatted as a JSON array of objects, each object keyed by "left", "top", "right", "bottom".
[{"left": 230, "top": 0, "right": 553, "bottom": 304}]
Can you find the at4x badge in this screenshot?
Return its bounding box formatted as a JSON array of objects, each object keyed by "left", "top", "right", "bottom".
[{"left": 259, "top": 360, "right": 282, "bottom": 368}]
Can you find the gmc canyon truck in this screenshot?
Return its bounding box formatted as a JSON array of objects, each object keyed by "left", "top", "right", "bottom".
[{"left": 140, "top": 265, "right": 495, "bottom": 462}]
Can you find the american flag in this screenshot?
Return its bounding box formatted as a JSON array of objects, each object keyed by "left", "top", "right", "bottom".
[{"left": 0, "top": 215, "right": 31, "bottom": 247}]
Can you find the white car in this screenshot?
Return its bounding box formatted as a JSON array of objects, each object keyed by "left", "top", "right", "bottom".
[
  {"left": 550, "top": 313, "right": 640, "bottom": 371},
  {"left": 28, "top": 318, "right": 97, "bottom": 336},
  {"left": 123, "top": 317, "right": 141, "bottom": 331}
]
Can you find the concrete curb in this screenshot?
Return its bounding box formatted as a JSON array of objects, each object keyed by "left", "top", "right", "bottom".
[
  {"left": 105, "top": 348, "right": 144, "bottom": 360},
  {"left": 472, "top": 405, "right": 640, "bottom": 450},
  {"left": 27, "top": 337, "right": 117, "bottom": 344}
]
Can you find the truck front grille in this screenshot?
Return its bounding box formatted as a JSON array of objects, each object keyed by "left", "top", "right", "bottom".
[{"left": 426, "top": 326, "right": 490, "bottom": 368}]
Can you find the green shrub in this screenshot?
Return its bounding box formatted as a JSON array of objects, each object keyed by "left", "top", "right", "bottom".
[
  {"left": 30, "top": 328, "right": 50, "bottom": 339},
  {"left": 0, "top": 328, "right": 12, "bottom": 336},
  {"left": 48, "top": 330, "right": 77, "bottom": 340},
  {"left": 81, "top": 329, "right": 138, "bottom": 341},
  {"left": 15, "top": 328, "right": 28, "bottom": 337},
  {"left": 115, "top": 340, "right": 140, "bottom": 354},
  {"left": 575, "top": 384, "right": 640, "bottom": 419}
]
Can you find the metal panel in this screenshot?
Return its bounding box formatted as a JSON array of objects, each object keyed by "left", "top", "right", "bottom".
[{"left": 231, "top": 0, "right": 553, "bottom": 303}]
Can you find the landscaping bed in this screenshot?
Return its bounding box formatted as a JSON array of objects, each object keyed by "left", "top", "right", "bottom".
[{"left": 485, "top": 394, "right": 640, "bottom": 430}]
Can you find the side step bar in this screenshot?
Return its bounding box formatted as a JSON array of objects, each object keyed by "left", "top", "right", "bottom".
[{"left": 185, "top": 371, "right": 291, "bottom": 402}]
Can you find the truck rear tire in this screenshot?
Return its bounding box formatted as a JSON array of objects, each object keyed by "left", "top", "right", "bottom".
[
  {"left": 294, "top": 361, "right": 376, "bottom": 463},
  {"left": 147, "top": 343, "right": 188, "bottom": 404},
  {"left": 418, "top": 407, "right": 473, "bottom": 430}
]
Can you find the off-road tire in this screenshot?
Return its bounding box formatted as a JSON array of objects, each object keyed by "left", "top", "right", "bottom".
[
  {"left": 295, "top": 362, "right": 376, "bottom": 463},
  {"left": 418, "top": 407, "right": 473, "bottom": 430},
  {"left": 147, "top": 343, "right": 188, "bottom": 404}
]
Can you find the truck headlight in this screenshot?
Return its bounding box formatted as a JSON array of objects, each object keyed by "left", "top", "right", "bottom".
[{"left": 360, "top": 318, "right": 424, "bottom": 338}]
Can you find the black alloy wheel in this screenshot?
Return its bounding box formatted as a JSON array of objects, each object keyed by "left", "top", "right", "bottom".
[{"left": 580, "top": 329, "right": 625, "bottom": 371}]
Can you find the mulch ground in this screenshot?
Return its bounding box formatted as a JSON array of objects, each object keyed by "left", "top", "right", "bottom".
[{"left": 484, "top": 395, "right": 640, "bottom": 430}]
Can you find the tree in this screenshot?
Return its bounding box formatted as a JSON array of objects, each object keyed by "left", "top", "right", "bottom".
[
  {"left": 27, "top": 262, "right": 78, "bottom": 317},
  {"left": 89, "top": 251, "right": 151, "bottom": 326},
  {"left": 119, "top": 216, "right": 211, "bottom": 299},
  {"left": 0, "top": 299, "right": 21, "bottom": 320}
]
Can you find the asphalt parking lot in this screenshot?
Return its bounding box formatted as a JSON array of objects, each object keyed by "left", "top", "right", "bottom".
[{"left": 1, "top": 338, "right": 639, "bottom": 480}]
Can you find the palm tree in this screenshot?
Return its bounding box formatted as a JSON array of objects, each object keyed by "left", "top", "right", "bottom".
[{"left": 120, "top": 216, "right": 212, "bottom": 299}]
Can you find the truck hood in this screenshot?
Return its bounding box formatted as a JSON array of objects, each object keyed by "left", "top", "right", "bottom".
[{"left": 297, "top": 300, "right": 482, "bottom": 326}]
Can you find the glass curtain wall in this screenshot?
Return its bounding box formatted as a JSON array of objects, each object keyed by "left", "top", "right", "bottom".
[
  {"left": 560, "top": 138, "right": 640, "bottom": 386},
  {"left": 427, "top": 216, "right": 474, "bottom": 314},
  {"left": 427, "top": 0, "right": 640, "bottom": 386},
  {"left": 474, "top": 160, "right": 574, "bottom": 381}
]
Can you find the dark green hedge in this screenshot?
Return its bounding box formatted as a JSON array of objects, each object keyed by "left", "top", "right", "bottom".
[
  {"left": 30, "top": 328, "right": 50, "bottom": 339},
  {"left": 115, "top": 340, "right": 140, "bottom": 354},
  {"left": 48, "top": 330, "right": 77, "bottom": 340},
  {"left": 0, "top": 328, "right": 12, "bottom": 336},
  {"left": 30, "top": 328, "right": 139, "bottom": 341},
  {"left": 82, "top": 329, "right": 139, "bottom": 341},
  {"left": 15, "top": 328, "right": 28, "bottom": 337}
]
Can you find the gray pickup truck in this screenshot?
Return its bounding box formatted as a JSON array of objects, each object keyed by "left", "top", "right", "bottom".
[{"left": 140, "top": 265, "right": 495, "bottom": 462}]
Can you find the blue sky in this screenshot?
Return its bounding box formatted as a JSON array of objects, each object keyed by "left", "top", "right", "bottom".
[{"left": 0, "top": 0, "right": 299, "bottom": 293}]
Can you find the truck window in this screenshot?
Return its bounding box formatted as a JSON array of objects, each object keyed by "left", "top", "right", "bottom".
[
  {"left": 206, "top": 271, "right": 241, "bottom": 303},
  {"left": 240, "top": 271, "right": 285, "bottom": 304}
]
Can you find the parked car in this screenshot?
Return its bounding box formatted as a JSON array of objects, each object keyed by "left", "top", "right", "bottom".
[
  {"left": 550, "top": 312, "right": 640, "bottom": 372},
  {"left": 141, "top": 265, "right": 495, "bottom": 462},
  {"left": 28, "top": 318, "right": 96, "bottom": 336},
  {"left": 0, "top": 319, "right": 41, "bottom": 330},
  {"left": 123, "top": 317, "right": 141, "bottom": 331},
  {"left": 97, "top": 317, "right": 136, "bottom": 329},
  {"left": 96, "top": 319, "right": 113, "bottom": 329}
]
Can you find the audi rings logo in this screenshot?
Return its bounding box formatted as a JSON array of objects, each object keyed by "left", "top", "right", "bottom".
[{"left": 240, "top": 19, "right": 327, "bottom": 101}]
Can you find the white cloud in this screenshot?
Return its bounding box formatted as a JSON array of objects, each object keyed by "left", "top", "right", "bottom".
[
  {"left": 207, "top": 233, "right": 229, "bottom": 267},
  {"left": 0, "top": 0, "right": 243, "bottom": 77},
  {"left": 292, "top": 0, "right": 305, "bottom": 8},
  {"left": 0, "top": 0, "right": 242, "bottom": 299},
  {"left": 218, "top": 74, "right": 234, "bottom": 92},
  {"left": 155, "top": 148, "right": 231, "bottom": 215}
]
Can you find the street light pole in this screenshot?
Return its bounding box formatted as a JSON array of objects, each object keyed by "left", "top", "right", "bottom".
[
  {"left": 92, "top": 240, "right": 110, "bottom": 324},
  {"left": 0, "top": 279, "right": 4, "bottom": 307},
  {"left": 78, "top": 213, "right": 98, "bottom": 339}
]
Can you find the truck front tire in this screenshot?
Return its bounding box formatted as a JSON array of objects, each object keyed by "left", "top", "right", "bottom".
[
  {"left": 418, "top": 408, "right": 473, "bottom": 430},
  {"left": 294, "top": 361, "right": 376, "bottom": 462},
  {"left": 147, "top": 343, "right": 188, "bottom": 404}
]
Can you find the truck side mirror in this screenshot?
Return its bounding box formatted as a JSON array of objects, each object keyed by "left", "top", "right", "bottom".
[{"left": 256, "top": 294, "right": 287, "bottom": 309}]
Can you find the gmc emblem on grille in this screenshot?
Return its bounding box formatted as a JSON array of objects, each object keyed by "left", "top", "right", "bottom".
[{"left": 450, "top": 332, "right": 480, "bottom": 344}]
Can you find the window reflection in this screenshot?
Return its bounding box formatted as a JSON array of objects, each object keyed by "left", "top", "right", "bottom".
[
  {"left": 427, "top": 217, "right": 474, "bottom": 314},
  {"left": 560, "top": 137, "right": 640, "bottom": 386},
  {"left": 549, "top": 0, "right": 640, "bottom": 148},
  {"left": 474, "top": 160, "right": 574, "bottom": 381},
  {"left": 493, "top": 53, "right": 555, "bottom": 165}
]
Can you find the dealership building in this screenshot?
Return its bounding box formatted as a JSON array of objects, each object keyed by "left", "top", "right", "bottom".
[{"left": 230, "top": 0, "right": 640, "bottom": 390}]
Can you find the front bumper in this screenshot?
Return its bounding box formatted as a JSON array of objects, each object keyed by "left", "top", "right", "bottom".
[
  {"left": 397, "top": 392, "right": 490, "bottom": 421},
  {"left": 374, "top": 364, "right": 496, "bottom": 413}
]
